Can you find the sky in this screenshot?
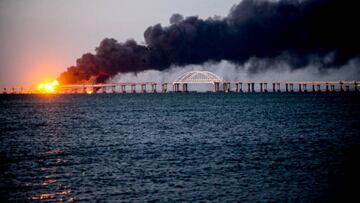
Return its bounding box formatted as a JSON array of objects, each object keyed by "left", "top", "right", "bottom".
[{"left": 0, "top": 0, "right": 240, "bottom": 87}]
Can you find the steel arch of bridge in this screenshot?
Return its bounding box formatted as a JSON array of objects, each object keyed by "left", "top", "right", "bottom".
[{"left": 173, "top": 71, "right": 224, "bottom": 85}]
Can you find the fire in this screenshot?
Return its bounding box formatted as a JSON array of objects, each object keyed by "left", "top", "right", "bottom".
[
  {"left": 38, "top": 80, "right": 59, "bottom": 93},
  {"left": 86, "top": 89, "right": 93, "bottom": 94}
]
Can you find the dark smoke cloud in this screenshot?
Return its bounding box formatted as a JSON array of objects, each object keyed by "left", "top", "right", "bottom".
[{"left": 58, "top": 0, "right": 360, "bottom": 84}]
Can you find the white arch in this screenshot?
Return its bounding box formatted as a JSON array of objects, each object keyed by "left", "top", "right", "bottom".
[{"left": 173, "top": 71, "right": 224, "bottom": 84}]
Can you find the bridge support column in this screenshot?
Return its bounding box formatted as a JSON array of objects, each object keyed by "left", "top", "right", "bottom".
[
  {"left": 303, "top": 84, "right": 307, "bottom": 92},
  {"left": 316, "top": 84, "right": 321, "bottom": 92},
  {"left": 213, "top": 82, "right": 220, "bottom": 92},
  {"left": 355, "top": 81, "right": 358, "bottom": 92},
  {"left": 277, "top": 83, "right": 281, "bottom": 92},
  {"left": 330, "top": 85, "right": 335, "bottom": 92},
  {"left": 260, "top": 83, "right": 263, "bottom": 92},
  {"left": 312, "top": 84, "right": 316, "bottom": 92},
  {"left": 121, "top": 85, "right": 126, "bottom": 93},
  {"left": 239, "top": 83, "right": 243, "bottom": 92},
  {"left": 223, "top": 82, "right": 230, "bottom": 92},
  {"left": 173, "top": 83, "right": 180, "bottom": 92},
  {"left": 182, "top": 83, "right": 188, "bottom": 92},
  {"left": 325, "top": 83, "right": 329, "bottom": 92},
  {"left": 251, "top": 83, "right": 255, "bottom": 92},
  {"left": 131, "top": 84, "right": 136, "bottom": 93},
  {"left": 272, "top": 83, "right": 276, "bottom": 92},
  {"left": 285, "top": 83, "right": 289, "bottom": 92},
  {"left": 162, "top": 83, "right": 167, "bottom": 93},
  {"left": 235, "top": 83, "right": 239, "bottom": 92},
  {"left": 152, "top": 83, "right": 157, "bottom": 93},
  {"left": 264, "top": 83, "right": 268, "bottom": 92},
  {"left": 141, "top": 84, "right": 146, "bottom": 93},
  {"left": 298, "top": 84, "right": 302, "bottom": 92},
  {"left": 290, "top": 84, "right": 294, "bottom": 92},
  {"left": 247, "top": 83, "right": 251, "bottom": 93},
  {"left": 3, "top": 88, "right": 7, "bottom": 94},
  {"left": 340, "top": 82, "right": 344, "bottom": 92}
]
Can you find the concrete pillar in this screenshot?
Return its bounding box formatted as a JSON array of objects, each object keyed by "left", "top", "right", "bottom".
[
  {"left": 121, "top": 85, "right": 126, "bottom": 93},
  {"left": 264, "top": 83, "right": 267, "bottom": 92},
  {"left": 303, "top": 84, "right": 307, "bottom": 92},
  {"left": 285, "top": 83, "right": 289, "bottom": 92},
  {"left": 141, "top": 84, "right": 146, "bottom": 93},
  {"left": 260, "top": 83, "right": 263, "bottom": 92},
  {"left": 182, "top": 83, "right": 188, "bottom": 92},
  {"left": 251, "top": 83, "right": 255, "bottom": 92},
  {"left": 235, "top": 83, "right": 239, "bottom": 92},
  {"left": 330, "top": 85, "right": 335, "bottom": 92},
  {"left": 272, "top": 83, "right": 276, "bottom": 92},
  {"left": 3, "top": 88, "right": 7, "bottom": 94},
  {"left": 213, "top": 82, "right": 220, "bottom": 92},
  {"left": 298, "top": 84, "right": 302, "bottom": 92},
  {"left": 312, "top": 84, "right": 316, "bottom": 92},
  {"left": 277, "top": 83, "right": 281, "bottom": 92},
  {"left": 223, "top": 82, "right": 230, "bottom": 92},
  {"left": 325, "top": 83, "right": 329, "bottom": 92},
  {"left": 247, "top": 83, "right": 251, "bottom": 93},
  {"left": 131, "top": 84, "right": 136, "bottom": 93},
  {"left": 355, "top": 81, "right": 358, "bottom": 92},
  {"left": 152, "top": 83, "right": 157, "bottom": 93},
  {"left": 290, "top": 84, "right": 294, "bottom": 92},
  {"left": 162, "top": 83, "right": 167, "bottom": 93},
  {"left": 173, "top": 83, "right": 180, "bottom": 92},
  {"left": 316, "top": 84, "right": 321, "bottom": 92},
  {"left": 239, "top": 83, "right": 243, "bottom": 92},
  {"left": 345, "top": 85, "right": 350, "bottom": 92},
  {"left": 340, "top": 82, "right": 344, "bottom": 92}
]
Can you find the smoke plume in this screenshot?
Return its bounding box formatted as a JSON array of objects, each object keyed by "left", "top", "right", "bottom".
[{"left": 58, "top": 0, "right": 360, "bottom": 84}]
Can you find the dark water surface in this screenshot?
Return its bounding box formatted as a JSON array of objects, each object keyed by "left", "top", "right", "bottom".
[{"left": 1, "top": 93, "right": 360, "bottom": 202}]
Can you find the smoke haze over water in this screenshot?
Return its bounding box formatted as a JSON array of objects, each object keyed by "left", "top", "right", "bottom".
[{"left": 58, "top": 0, "right": 360, "bottom": 84}]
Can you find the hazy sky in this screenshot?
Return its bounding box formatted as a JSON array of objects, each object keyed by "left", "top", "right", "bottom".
[{"left": 0, "top": 0, "right": 240, "bottom": 87}]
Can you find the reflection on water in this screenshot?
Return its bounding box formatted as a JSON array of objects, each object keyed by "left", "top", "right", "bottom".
[{"left": 1, "top": 94, "right": 360, "bottom": 202}]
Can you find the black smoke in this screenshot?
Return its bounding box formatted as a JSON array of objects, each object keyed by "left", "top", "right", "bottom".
[{"left": 58, "top": 0, "right": 360, "bottom": 84}]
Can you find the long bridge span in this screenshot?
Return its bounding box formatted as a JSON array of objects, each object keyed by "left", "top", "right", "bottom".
[{"left": 1, "top": 71, "right": 359, "bottom": 94}]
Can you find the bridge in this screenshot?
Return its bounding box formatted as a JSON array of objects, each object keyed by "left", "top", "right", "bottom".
[{"left": 1, "top": 71, "right": 359, "bottom": 94}]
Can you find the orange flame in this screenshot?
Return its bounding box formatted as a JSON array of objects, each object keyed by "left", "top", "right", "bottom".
[{"left": 38, "top": 80, "right": 59, "bottom": 93}]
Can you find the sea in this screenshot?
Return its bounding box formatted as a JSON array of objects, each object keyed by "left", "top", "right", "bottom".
[{"left": 1, "top": 93, "right": 360, "bottom": 202}]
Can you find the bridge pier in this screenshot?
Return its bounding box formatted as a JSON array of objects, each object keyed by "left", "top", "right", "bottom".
[
  {"left": 285, "top": 83, "right": 289, "bottom": 92},
  {"left": 263, "top": 83, "right": 268, "bottom": 92},
  {"left": 121, "top": 85, "right": 126, "bottom": 93},
  {"left": 277, "top": 83, "right": 281, "bottom": 92},
  {"left": 355, "top": 82, "right": 358, "bottom": 92},
  {"left": 251, "top": 83, "right": 255, "bottom": 92},
  {"left": 298, "top": 84, "right": 302, "bottom": 92},
  {"left": 247, "top": 83, "right": 251, "bottom": 93},
  {"left": 131, "top": 84, "right": 136, "bottom": 93},
  {"left": 260, "top": 83, "right": 263, "bottom": 92},
  {"left": 316, "top": 84, "right": 321, "bottom": 92},
  {"left": 290, "top": 84, "right": 294, "bottom": 92},
  {"left": 223, "top": 82, "right": 230, "bottom": 92},
  {"left": 330, "top": 85, "right": 335, "bottom": 92},
  {"left": 340, "top": 82, "right": 344, "bottom": 92},
  {"left": 162, "top": 83, "right": 167, "bottom": 93},
  {"left": 173, "top": 83, "right": 180, "bottom": 92},
  {"left": 213, "top": 82, "right": 220, "bottom": 92},
  {"left": 345, "top": 85, "right": 350, "bottom": 92},
  {"left": 239, "top": 83, "right": 243, "bottom": 92},
  {"left": 141, "top": 84, "right": 146, "bottom": 93},
  {"left": 303, "top": 84, "right": 307, "bottom": 92},
  {"left": 111, "top": 86, "right": 116, "bottom": 93},
  {"left": 325, "top": 83, "right": 329, "bottom": 92},
  {"left": 182, "top": 83, "right": 188, "bottom": 92},
  {"left": 312, "top": 84, "right": 315, "bottom": 92},
  {"left": 151, "top": 83, "right": 157, "bottom": 93}
]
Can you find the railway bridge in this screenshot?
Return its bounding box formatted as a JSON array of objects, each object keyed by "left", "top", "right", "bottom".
[{"left": 1, "top": 71, "right": 359, "bottom": 94}]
